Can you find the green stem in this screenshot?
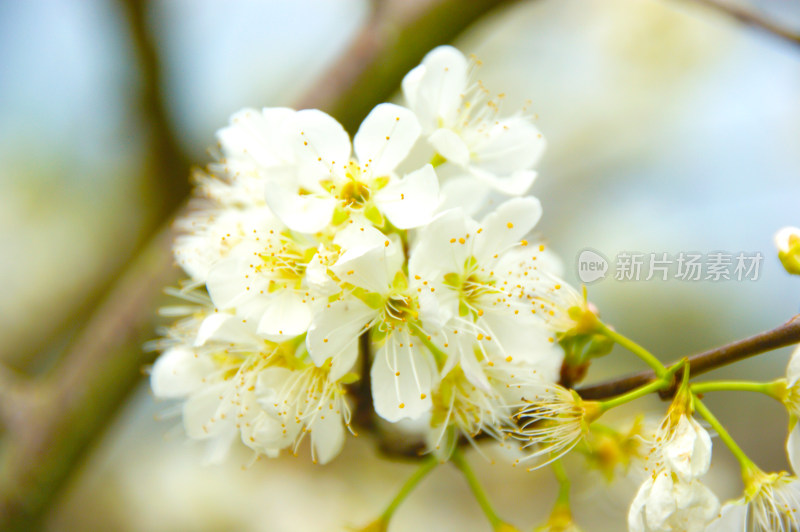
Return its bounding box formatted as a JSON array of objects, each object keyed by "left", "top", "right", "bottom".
[
  {"left": 691, "top": 379, "right": 783, "bottom": 399},
  {"left": 596, "top": 322, "right": 668, "bottom": 378},
  {"left": 451, "top": 448, "right": 505, "bottom": 530},
  {"left": 551, "top": 459, "right": 571, "bottom": 507},
  {"left": 380, "top": 455, "right": 439, "bottom": 523},
  {"left": 598, "top": 378, "right": 669, "bottom": 412},
  {"left": 693, "top": 395, "right": 756, "bottom": 474}
]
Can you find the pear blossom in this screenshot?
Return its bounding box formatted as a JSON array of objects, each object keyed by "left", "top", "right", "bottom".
[
  {"left": 409, "top": 197, "right": 565, "bottom": 386},
  {"left": 151, "top": 292, "right": 353, "bottom": 464},
  {"left": 154, "top": 44, "right": 572, "bottom": 474},
  {"left": 265, "top": 103, "right": 440, "bottom": 234},
  {"left": 203, "top": 219, "right": 320, "bottom": 342},
  {"left": 173, "top": 205, "right": 277, "bottom": 283},
  {"left": 706, "top": 400, "right": 800, "bottom": 531},
  {"left": 508, "top": 383, "right": 601, "bottom": 469},
  {"left": 707, "top": 471, "right": 800, "bottom": 532},
  {"left": 402, "top": 45, "right": 546, "bottom": 197},
  {"left": 425, "top": 355, "right": 552, "bottom": 457},
  {"left": 644, "top": 412, "right": 713, "bottom": 482},
  {"left": 625, "top": 389, "right": 718, "bottom": 531},
  {"left": 202, "top": 107, "right": 297, "bottom": 207},
  {"left": 628, "top": 471, "right": 719, "bottom": 532},
  {"left": 305, "top": 225, "right": 438, "bottom": 422}
]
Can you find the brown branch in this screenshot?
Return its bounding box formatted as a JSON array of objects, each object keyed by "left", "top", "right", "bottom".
[
  {"left": 296, "top": 0, "right": 520, "bottom": 133},
  {"left": 5, "top": 0, "right": 193, "bottom": 375},
  {"left": 689, "top": 0, "right": 800, "bottom": 47},
  {"left": 119, "top": 0, "right": 191, "bottom": 215},
  {"left": 577, "top": 314, "right": 800, "bottom": 400},
  {"left": 0, "top": 227, "right": 178, "bottom": 530},
  {"left": 0, "top": 0, "right": 520, "bottom": 529}
]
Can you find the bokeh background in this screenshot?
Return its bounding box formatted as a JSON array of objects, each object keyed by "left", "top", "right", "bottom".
[{"left": 1, "top": 0, "right": 799, "bottom": 530}]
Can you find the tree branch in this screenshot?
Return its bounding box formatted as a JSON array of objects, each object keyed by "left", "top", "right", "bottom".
[
  {"left": 577, "top": 314, "right": 800, "bottom": 400},
  {"left": 119, "top": 0, "right": 191, "bottom": 214},
  {"left": 296, "top": 0, "right": 520, "bottom": 133},
  {"left": 688, "top": 0, "right": 800, "bottom": 48}
]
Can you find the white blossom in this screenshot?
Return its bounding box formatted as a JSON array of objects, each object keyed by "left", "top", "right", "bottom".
[
  {"left": 402, "top": 45, "right": 546, "bottom": 199},
  {"left": 150, "top": 292, "right": 352, "bottom": 464},
  {"left": 628, "top": 470, "right": 719, "bottom": 532},
  {"left": 645, "top": 413, "right": 713, "bottom": 482},
  {"left": 408, "top": 197, "right": 565, "bottom": 389},
  {"left": 305, "top": 226, "right": 438, "bottom": 422},
  {"left": 264, "top": 103, "right": 440, "bottom": 234},
  {"left": 708, "top": 473, "right": 800, "bottom": 532},
  {"left": 509, "top": 383, "right": 599, "bottom": 470}
]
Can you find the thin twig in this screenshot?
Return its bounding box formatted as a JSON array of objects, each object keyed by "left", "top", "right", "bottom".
[
  {"left": 577, "top": 314, "right": 800, "bottom": 400},
  {"left": 689, "top": 0, "right": 800, "bottom": 47}
]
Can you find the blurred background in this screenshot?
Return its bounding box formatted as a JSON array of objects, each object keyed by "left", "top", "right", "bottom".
[{"left": 1, "top": 0, "right": 799, "bottom": 530}]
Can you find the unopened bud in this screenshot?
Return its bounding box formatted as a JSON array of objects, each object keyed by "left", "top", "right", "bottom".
[{"left": 775, "top": 226, "right": 800, "bottom": 275}]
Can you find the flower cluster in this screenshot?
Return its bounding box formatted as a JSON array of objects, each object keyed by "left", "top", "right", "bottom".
[
  {"left": 151, "top": 46, "right": 572, "bottom": 464},
  {"left": 628, "top": 396, "right": 719, "bottom": 532}
]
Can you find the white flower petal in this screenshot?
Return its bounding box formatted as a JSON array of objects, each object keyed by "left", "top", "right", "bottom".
[
  {"left": 788, "top": 345, "right": 800, "bottom": 387},
  {"left": 291, "top": 109, "right": 351, "bottom": 171},
  {"left": 306, "top": 298, "right": 374, "bottom": 380},
  {"left": 371, "top": 333, "right": 435, "bottom": 422},
  {"left": 438, "top": 175, "right": 491, "bottom": 215},
  {"left": 334, "top": 223, "right": 390, "bottom": 259},
  {"left": 354, "top": 103, "right": 421, "bottom": 176},
  {"left": 428, "top": 128, "right": 470, "bottom": 166},
  {"left": 628, "top": 477, "right": 652, "bottom": 532},
  {"left": 474, "top": 196, "right": 542, "bottom": 261},
  {"left": 264, "top": 180, "right": 337, "bottom": 233},
  {"left": 256, "top": 291, "right": 312, "bottom": 339},
  {"left": 789, "top": 423, "right": 800, "bottom": 475},
  {"left": 305, "top": 248, "right": 340, "bottom": 297},
  {"left": 195, "top": 312, "right": 259, "bottom": 347},
  {"left": 470, "top": 168, "right": 538, "bottom": 196},
  {"left": 375, "top": 164, "right": 440, "bottom": 229},
  {"left": 470, "top": 115, "right": 546, "bottom": 175},
  {"left": 664, "top": 416, "right": 713, "bottom": 481},
  {"left": 217, "top": 107, "right": 296, "bottom": 167},
  {"left": 201, "top": 427, "right": 238, "bottom": 465},
  {"left": 311, "top": 400, "right": 346, "bottom": 464},
  {"left": 331, "top": 241, "right": 399, "bottom": 295},
  {"left": 183, "top": 384, "right": 229, "bottom": 439},
  {"left": 706, "top": 502, "right": 747, "bottom": 531},
  {"left": 401, "top": 45, "right": 468, "bottom": 130},
  {"left": 151, "top": 347, "right": 215, "bottom": 399},
  {"left": 409, "top": 208, "right": 472, "bottom": 279}
]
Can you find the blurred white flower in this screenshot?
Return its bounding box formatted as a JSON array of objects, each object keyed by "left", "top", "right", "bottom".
[
  {"left": 628, "top": 470, "right": 718, "bottom": 532},
  {"left": 402, "top": 45, "right": 546, "bottom": 198},
  {"left": 425, "top": 356, "right": 548, "bottom": 458},
  {"left": 151, "top": 294, "right": 353, "bottom": 464},
  {"left": 707, "top": 471, "right": 800, "bottom": 532},
  {"left": 647, "top": 413, "right": 713, "bottom": 482}
]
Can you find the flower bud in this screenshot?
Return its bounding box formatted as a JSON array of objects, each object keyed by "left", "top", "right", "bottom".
[{"left": 775, "top": 226, "right": 800, "bottom": 275}]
